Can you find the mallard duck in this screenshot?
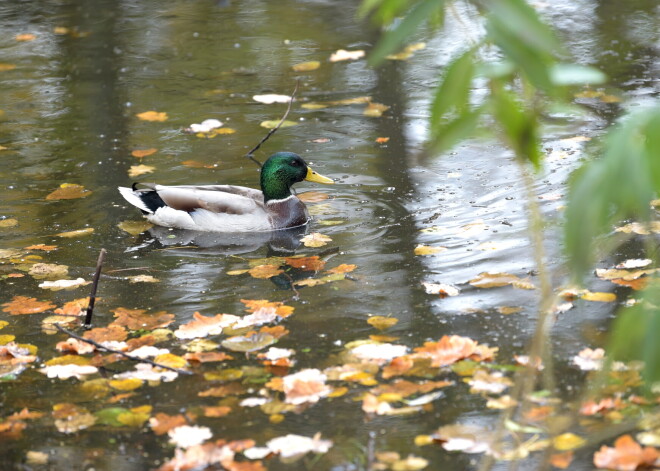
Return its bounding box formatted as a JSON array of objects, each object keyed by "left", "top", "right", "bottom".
[{"left": 118, "top": 152, "right": 333, "bottom": 232}]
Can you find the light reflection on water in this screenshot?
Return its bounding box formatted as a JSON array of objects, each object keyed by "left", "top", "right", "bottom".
[{"left": 0, "top": 0, "right": 657, "bottom": 469}]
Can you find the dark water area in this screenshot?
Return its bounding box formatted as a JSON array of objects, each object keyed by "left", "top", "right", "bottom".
[{"left": 0, "top": 0, "right": 658, "bottom": 470}]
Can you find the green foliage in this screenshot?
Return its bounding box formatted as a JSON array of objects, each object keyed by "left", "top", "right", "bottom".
[
  {"left": 609, "top": 285, "right": 660, "bottom": 388},
  {"left": 565, "top": 108, "right": 660, "bottom": 277}
]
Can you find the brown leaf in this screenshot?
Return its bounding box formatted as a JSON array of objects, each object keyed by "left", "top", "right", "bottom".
[
  {"left": 414, "top": 335, "right": 497, "bottom": 367},
  {"left": 285, "top": 256, "right": 326, "bottom": 271},
  {"left": 131, "top": 148, "right": 157, "bottom": 158},
  {"left": 54, "top": 298, "right": 92, "bottom": 316},
  {"left": 112, "top": 307, "right": 175, "bottom": 330},
  {"left": 241, "top": 299, "right": 294, "bottom": 317},
  {"left": 16, "top": 33, "right": 36, "bottom": 41},
  {"left": 24, "top": 244, "right": 58, "bottom": 251},
  {"left": 84, "top": 325, "right": 128, "bottom": 343},
  {"left": 326, "top": 264, "right": 357, "bottom": 274},
  {"left": 2, "top": 296, "right": 55, "bottom": 315},
  {"left": 184, "top": 352, "right": 234, "bottom": 363}
]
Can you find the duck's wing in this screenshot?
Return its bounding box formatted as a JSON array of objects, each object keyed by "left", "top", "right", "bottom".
[{"left": 119, "top": 184, "right": 272, "bottom": 232}]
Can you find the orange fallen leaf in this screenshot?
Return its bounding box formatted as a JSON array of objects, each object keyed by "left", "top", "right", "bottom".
[
  {"left": 415, "top": 335, "right": 497, "bottom": 367},
  {"left": 593, "top": 435, "right": 659, "bottom": 470},
  {"left": 45, "top": 183, "right": 92, "bottom": 200},
  {"left": 285, "top": 256, "right": 326, "bottom": 271},
  {"left": 83, "top": 324, "right": 128, "bottom": 343},
  {"left": 326, "top": 264, "right": 357, "bottom": 274},
  {"left": 149, "top": 413, "right": 189, "bottom": 435},
  {"left": 183, "top": 351, "right": 233, "bottom": 363},
  {"left": 136, "top": 111, "right": 168, "bottom": 122},
  {"left": 16, "top": 33, "right": 36, "bottom": 41},
  {"left": 240, "top": 299, "right": 294, "bottom": 317},
  {"left": 131, "top": 148, "right": 157, "bottom": 158},
  {"left": 550, "top": 451, "right": 574, "bottom": 469},
  {"left": 25, "top": 244, "right": 57, "bottom": 251},
  {"left": 54, "top": 298, "right": 92, "bottom": 316},
  {"left": 203, "top": 406, "right": 231, "bottom": 418},
  {"left": 182, "top": 160, "right": 216, "bottom": 169},
  {"left": 375, "top": 137, "right": 390, "bottom": 144},
  {"left": 367, "top": 316, "right": 398, "bottom": 331},
  {"left": 0, "top": 63, "right": 16, "bottom": 72},
  {"left": 2, "top": 296, "right": 55, "bottom": 315}
]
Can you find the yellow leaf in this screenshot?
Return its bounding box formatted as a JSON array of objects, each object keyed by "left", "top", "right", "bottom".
[
  {"left": 136, "top": 111, "right": 168, "bottom": 122},
  {"left": 0, "top": 218, "right": 18, "bottom": 228},
  {"left": 226, "top": 269, "right": 249, "bottom": 276},
  {"left": 248, "top": 264, "right": 283, "bottom": 279},
  {"left": 301, "top": 103, "right": 328, "bottom": 110},
  {"left": 128, "top": 164, "right": 155, "bottom": 178},
  {"left": 292, "top": 61, "right": 321, "bottom": 72},
  {"left": 414, "top": 244, "right": 447, "bottom": 256},
  {"left": 269, "top": 413, "right": 285, "bottom": 424},
  {"left": 45, "top": 183, "right": 92, "bottom": 200},
  {"left": 0, "top": 334, "right": 16, "bottom": 344},
  {"left": 581, "top": 291, "right": 616, "bottom": 302},
  {"left": 109, "top": 378, "right": 143, "bottom": 391},
  {"left": 117, "top": 409, "right": 150, "bottom": 427},
  {"left": 117, "top": 220, "right": 153, "bottom": 236},
  {"left": 0, "top": 320, "right": 8, "bottom": 330},
  {"left": 414, "top": 434, "right": 433, "bottom": 446},
  {"left": 153, "top": 353, "right": 188, "bottom": 369},
  {"left": 300, "top": 232, "right": 332, "bottom": 247},
  {"left": 367, "top": 316, "right": 399, "bottom": 331},
  {"left": 55, "top": 228, "right": 94, "bottom": 238},
  {"left": 0, "top": 63, "right": 16, "bottom": 72},
  {"left": 260, "top": 120, "right": 297, "bottom": 129},
  {"left": 45, "top": 355, "right": 91, "bottom": 366},
  {"left": 363, "top": 102, "right": 390, "bottom": 117},
  {"left": 469, "top": 272, "right": 520, "bottom": 288},
  {"left": 497, "top": 306, "right": 522, "bottom": 315},
  {"left": 552, "top": 433, "right": 586, "bottom": 451}
]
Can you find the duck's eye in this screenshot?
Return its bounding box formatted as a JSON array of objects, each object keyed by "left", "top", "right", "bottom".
[{"left": 290, "top": 160, "right": 299, "bottom": 166}]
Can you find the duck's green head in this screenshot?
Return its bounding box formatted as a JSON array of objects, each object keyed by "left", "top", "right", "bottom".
[{"left": 260, "top": 152, "right": 333, "bottom": 202}]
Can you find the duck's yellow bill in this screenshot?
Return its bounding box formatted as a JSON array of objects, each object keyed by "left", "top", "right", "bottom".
[{"left": 305, "top": 167, "right": 334, "bottom": 184}]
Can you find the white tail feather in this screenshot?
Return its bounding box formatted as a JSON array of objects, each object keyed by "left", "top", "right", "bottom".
[{"left": 118, "top": 186, "right": 152, "bottom": 213}]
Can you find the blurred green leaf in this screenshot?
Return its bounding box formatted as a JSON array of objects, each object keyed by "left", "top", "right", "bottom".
[
  {"left": 430, "top": 48, "right": 475, "bottom": 131},
  {"left": 491, "top": 88, "right": 541, "bottom": 167},
  {"left": 565, "top": 108, "right": 659, "bottom": 277},
  {"left": 550, "top": 64, "right": 607, "bottom": 86},
  {"left": 430, "top": 106, "right": 483, "bottom": 155},
  {"left": 609, "top": 284, "right": 660, "bottom": 390},
  {"left": 486, "top": 0, "right": 557, "bottom": 91},
  {"left": 476, "top": 61, "right": 515, "bottom": 79},
  {"left": 369, "top": 0, "right": 445, "bottom": 66},
  {"left": 359, "top": 0, "right": 410, "bottom": 23}
]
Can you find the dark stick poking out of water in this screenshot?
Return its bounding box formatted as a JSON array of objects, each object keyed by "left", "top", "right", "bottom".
[
  {"left": 244, "top": 79, "right": 300, "bottom": 169},
  {"left": 84, "top": 248, "right": 106, "bottom": 328}
]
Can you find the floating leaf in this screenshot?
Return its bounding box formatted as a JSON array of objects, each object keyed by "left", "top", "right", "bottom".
[
  {"left": 0, "top": 218, "right": 18, "bottom": 228},
  {"left": 28, "top": 263, "right": 68, "bottom": 280},
  {"left": 367, "top": 316, "right": 399, "bottom": 331},
  {"left": 469, "top": 272, "right": 520, "bottom": 288},
  {"left": 187, "top": 118, "right": 223, "bottom": 133},
  {"left": 149, "top": 413, "right": 189, "bottom": 435},
  {"left": 2, "top": 296, "right": 55, "bottom": 315},
  {"left": 301, "top": 232, "right": 332, "bottom": 247},
  {"left": 363, "top": 102, "right": 390, "bottom": 117},
  {"left": 581, "top": 291, "right": 616, "bottom": 302},
  {"left": 414, "top": 244, "right": 447, "bottom": 255},
  {"left": 16, "top": 33, "right": 36, "bottom": 41},
  {"left": 45, "top": 183, "right": 92, "bottom": 200},
  {"left": 55, "top": 228, "right": 94, "bottom": 238},
  {"left": 128, "top": 164, "right": 155, "bottom": 178},
  {"left": 260, "top": 120, "right": 297, "bottom": 129},
  {"left": 131, "top": 148, "right": 157, "bottom": 158},
  {"left": 330, "top": 49, "right": 365, "bottom": 62},
  {"left": 24, "top": 244, "right": 57, "bottom": 251},
  {"left": 253, "top": 94, "right": 291, "bottom": 104},
  {"left": 422, "top": 282, "right": 460, "bottom": 297},
  {"left": 118, "top": 220, "right": 153, "bottom": 235},
  {"left": 174, "top": 312, "right": 238, "bottom": 340},
  {"left": 39, "top": 364, "right": 98, "bottom": 380},
  {"left": 112, "top": 307, "right": 175, "bottom": 330},
  {"left": 376, "top": 137, "right": 390, "bottom": 143},
  {"left": 39, "top": 278, "right": 89, "bottom": 291},
  {"left": 136, "top": 111, "right": 168, "bottom": 122},
  {"left": 0, "top": 63, "right": 16, "bottom": 72},
  {"left": 126, "top": 274, "right": 160, "bottom": 283},
  {"left": 285, "top": 256, "right": 326, "bottom": 271},
  {"left": 221, "top": 332, "right": 276, "bottom": 353},
  {"left": 326, "top": 264, "right": 357, "bottom": 274},
  {"left": 248, "top": 264, "right": 283, "bottom": 279},
  {"left": 553, "top": 433, "right": 586, "bottom": 451},
  {"left": 386, "top": 42, "right": 426, "bottom": 60},
  {"left": 415, "top": 335, "right": 497, "bottom": 367},
  {"left": 292, "top": 61, "right": 320, "bottom": 72},
  {"left": 168, "top": 425, "right": 213, "bottom": 448}
]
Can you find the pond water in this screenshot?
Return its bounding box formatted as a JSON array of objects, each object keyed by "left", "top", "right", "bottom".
[{"left": 0, "top": 1, "right": 658, "bottom": 470}]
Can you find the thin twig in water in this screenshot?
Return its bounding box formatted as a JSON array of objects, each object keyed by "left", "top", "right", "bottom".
[
  {"left": 54, "top": 323, "right": 192, "bottom": 375},
  {"left": 244, "top": 79, "right": 300, "bottom": 168},
  {"left": 84, "top": 248, "right": 106, "bottom": 328}
]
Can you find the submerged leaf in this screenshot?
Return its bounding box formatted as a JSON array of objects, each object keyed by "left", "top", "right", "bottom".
[
  {"left": 45, "top": 183, "right": 92, "bottom": 200},
  {"left": 136, "top": 111, "right": 168, "bottom": 122}
]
